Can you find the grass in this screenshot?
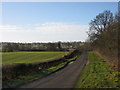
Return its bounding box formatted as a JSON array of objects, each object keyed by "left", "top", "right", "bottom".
[
  {"left": 3, "top": 51, "right": 80, "bottom": 88},
  {"left": 2, "top": 51, "right": 68, "bottom": 64},
  {"left": 75, "top": 52, "right": 119, "bottom": 88}
]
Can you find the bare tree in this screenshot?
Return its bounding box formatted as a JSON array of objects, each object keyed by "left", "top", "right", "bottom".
[
  {"left": 87, "top": 10, "right": 119, "bottom": 70},
  {"left": 88, "top": 10, "right": 114, "bottom": 41}
]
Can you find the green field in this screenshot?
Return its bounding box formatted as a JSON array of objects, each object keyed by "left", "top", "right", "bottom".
[
  {"left": 3, "top": 51, "right": 79, "bottom": 88},
  {"left": 75, "top": 52, "right": 119, "bottom": 88},
  {"left": 2, "top": 51, "right": 68, "bottom": 64}
]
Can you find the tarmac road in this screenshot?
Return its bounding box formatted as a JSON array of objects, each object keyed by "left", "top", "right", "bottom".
[{"left": 19, "top": 52, "right": 88, "bottom": 88}]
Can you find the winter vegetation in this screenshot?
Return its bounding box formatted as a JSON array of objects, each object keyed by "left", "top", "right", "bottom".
[
  {"left": 75, "top": 10, "right": 119, "bottom": 88},
  {"left": 83, "top": 10, "right": 119, "bottom": 71},
  {"left": 2, "top": 10, "right": 119, "bottom": 88}
]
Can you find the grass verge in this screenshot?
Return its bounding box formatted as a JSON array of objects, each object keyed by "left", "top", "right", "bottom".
[{"left": 75, "top": 52, "right": 119, "bottom": 88}]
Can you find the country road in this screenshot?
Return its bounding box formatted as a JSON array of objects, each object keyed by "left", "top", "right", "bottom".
[{"left": 19, "top": 52, "right": 88, "bottom": 88}]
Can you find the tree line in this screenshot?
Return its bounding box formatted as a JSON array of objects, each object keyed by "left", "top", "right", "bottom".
[
  {"left": 0, "top": 41, "right": 83, "bottom": 52},
  {"left": 87, "top": 10, "right": 119, "bottom": 70}
]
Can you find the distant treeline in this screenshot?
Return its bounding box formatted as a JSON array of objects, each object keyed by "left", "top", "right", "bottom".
[
  {"left": 0, "top": 41, "right": 83, "bottom": 52},
  {"left": 87, "top": 10, "right": 119, "bottom": 70}
]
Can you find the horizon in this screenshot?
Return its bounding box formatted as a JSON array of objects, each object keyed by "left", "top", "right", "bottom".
[
  {"left": 1, "top": 40, "right": 84, "bottom": 43},
  {"left": 0, "top": 2, "right": 118, "bottom": 43}
]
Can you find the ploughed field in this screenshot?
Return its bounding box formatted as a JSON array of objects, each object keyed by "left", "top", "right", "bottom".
[{"left": 2, "top": 51, "right": 68, "bottom": 64}]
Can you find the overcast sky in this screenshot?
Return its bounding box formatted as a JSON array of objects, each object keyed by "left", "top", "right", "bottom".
[{"left": 0, "top": 2, "right": 118, "bottom": 42}]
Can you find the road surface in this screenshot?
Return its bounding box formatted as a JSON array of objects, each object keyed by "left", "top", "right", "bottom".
[{"left": 19, "top": 52, "right": 88, "bottom": 88}]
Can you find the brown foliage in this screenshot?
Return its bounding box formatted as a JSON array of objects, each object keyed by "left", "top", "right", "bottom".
[{"left": 88, "top": 10, "right": 119, "bottom": 71}]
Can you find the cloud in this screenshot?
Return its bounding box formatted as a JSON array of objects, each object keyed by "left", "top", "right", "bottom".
[
  {"left": 0, "top": 25, "right": 21, "bottom": 32},
  {"left": 34, "top": 23, "right": 89, "bottom": 39},
  {"left": 0, "top": 25, "right": 34, "bottom": 32},
  {"left": 0, "top": 25, "right": 17, "bottom": 30},
  {"left": 0, "top": 22, "right": 89, "bottom": 42},
  {"left": 35, "top": 22, "right": 89, "bottom": 32}
]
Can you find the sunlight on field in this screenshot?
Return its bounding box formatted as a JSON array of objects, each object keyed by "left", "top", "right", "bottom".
[{"left": 2, "top": 51, "right": 68, "bottom": 64}]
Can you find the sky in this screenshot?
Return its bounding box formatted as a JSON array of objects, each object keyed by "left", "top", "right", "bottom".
[{"left": 0, "top": 2, "right": 118, "bottom": 43}]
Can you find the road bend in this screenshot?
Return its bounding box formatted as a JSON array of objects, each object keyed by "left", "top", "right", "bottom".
[{"left": 19, "top": 52, "right": 88, "bottom": 88}]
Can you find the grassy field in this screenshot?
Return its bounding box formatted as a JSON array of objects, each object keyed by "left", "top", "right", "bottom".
[
  {"left": 3, "top": 51, "right": 80, "bottom": 88},
  {"left": 75, "top": 52, "right": 119, "bottom": 88},
  {"left": 2, "top": 51, "right": 68, "bottom": 64}
]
